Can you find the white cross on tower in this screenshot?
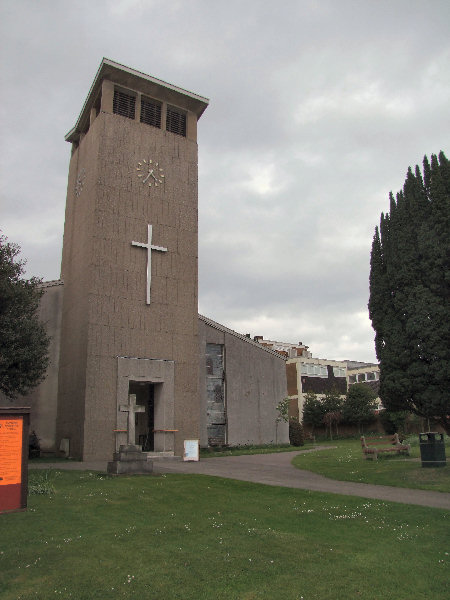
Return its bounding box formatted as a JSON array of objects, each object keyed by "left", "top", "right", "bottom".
[
  {"left": 131, "top": 224, "right": 167, "bottom": 304},
  {"left": 120, "top": 394, "right": 145, "bottom": 446}
]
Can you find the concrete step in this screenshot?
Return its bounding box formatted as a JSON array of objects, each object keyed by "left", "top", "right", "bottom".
[{"left": 143, "top": 451, "right": 180, "bottom": 461}]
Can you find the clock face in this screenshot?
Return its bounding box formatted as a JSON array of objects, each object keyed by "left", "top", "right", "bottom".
[
  {"left": 136, "top": 159, "right": 165, "bottom": 188},
  {"left": 74, "top": 168, "right": 86, "bottom": 197}
]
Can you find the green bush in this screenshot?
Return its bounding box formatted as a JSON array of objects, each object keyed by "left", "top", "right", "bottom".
[
  {"left": 379, "top": 409, "right": 408, "bottom": 435},
  {"left": 289, "top": 418, "right": 305, "bottom": 446}
]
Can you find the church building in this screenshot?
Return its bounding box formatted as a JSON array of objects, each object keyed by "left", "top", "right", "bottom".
[{"left": 8, "top": 59, "right": 288, "bottom": 461}]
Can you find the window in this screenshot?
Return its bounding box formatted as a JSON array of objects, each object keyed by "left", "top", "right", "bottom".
[
  {"left": 301, "top": 364, "right": 328, "bottom": 377},
  {"left": 166, "top": 106, "right": 186, "bottom": 136},
  {"left": 357, "top": 373, "right": 366, "bottom": 383},
  {"left": 113, "top": 88, "right": 136, "bottom": 120},
  {"left": 366, "top": 372, "right": 376, "bottom": 381},
  {"left": 333, "top": 367, "right": 346, "bottom": 378},
  {"left": 348, "top": 374, "right": 357, "bottom": 384},
  {"left": 206, "top": 344, "right": 224, "bottom": 378},
  {"left": 140, "top": 96, "right": 161, "bottom": 128}
]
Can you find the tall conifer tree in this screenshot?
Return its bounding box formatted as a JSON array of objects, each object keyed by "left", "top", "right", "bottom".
[{"left": 369, "top": 152, "right": 450, "bottom": 433}]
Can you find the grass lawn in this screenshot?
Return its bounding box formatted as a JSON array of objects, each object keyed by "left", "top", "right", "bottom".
[
  {"left": 1, "top": 470, "right": 449, "bottom": 599},
  {"left": 292, "top": 437, "right": 450, "bottom": 492}
]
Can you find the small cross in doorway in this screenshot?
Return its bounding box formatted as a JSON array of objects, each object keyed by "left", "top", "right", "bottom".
[{"left": 120, "top": 394, "right": 145, "bottom": 446}]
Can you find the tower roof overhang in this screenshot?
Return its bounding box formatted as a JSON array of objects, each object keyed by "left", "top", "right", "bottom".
[{"left": 65, "top": 58, "right": 209, "bottom": 143}]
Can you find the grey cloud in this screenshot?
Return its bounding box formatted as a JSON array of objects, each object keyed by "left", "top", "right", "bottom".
[{"left": 1, "top": 0, "right": 449, "bottom": 364}]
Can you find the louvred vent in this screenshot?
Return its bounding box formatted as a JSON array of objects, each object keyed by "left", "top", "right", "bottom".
[
  {"left": 166, "top": 106, "right": 186, "bottom": 137},
  {"left": 113, "top": 89, "right": 136, "bottom": 119},
  {"left": 140, "top": 97, "right": 161, "bottom": 128}
]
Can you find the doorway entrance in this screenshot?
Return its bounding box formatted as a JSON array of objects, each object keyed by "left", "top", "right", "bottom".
[
  {"left": 129, "top": 381, "right": 155, "bottom": 451},
  {"left": 117, "top": 357, "right": 175, "bottom": 454}
]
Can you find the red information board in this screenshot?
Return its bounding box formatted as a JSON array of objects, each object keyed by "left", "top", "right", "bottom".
[{"left": 0, "top": 408, "right": 30, "bottom": 513}]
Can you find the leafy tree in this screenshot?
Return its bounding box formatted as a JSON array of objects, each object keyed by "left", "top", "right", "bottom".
[
  {"left": 302, "top": 389, "right": 345, "bottom": 438},
  {"left": 275, "top": 397, "right": 289, "bottom": 444},
  {"left": 369, "top": 152, "right": 450, "bottom": 434},
  {"left": 322, "top": 388, "right": 344, "bottom": 439},
  {"left": 342, "top": 384, "right": 377, "bottom": 433},
  {"left": 302, "top": 392, "right": 324, "bottom": 432},
  {"left": 276, "top": 397, "right": 290, "bottom": 423},
  {"left": 0, "top": 235, "right": 49, "bottom": 398},
  {"left": 322, "top": 388, "right": 344, "bottom": 414},
  {"left": 323, "top": 410, "right": 342, "bottom": 440}
]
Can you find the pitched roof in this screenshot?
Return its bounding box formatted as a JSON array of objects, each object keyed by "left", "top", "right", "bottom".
[{"left": 199, "top": 314, "right": 287, "bottom": 360}]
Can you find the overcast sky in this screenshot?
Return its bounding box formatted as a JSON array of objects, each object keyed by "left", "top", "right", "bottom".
[{"left": 1, "top": 0, "right": 449, "bottom": 363}]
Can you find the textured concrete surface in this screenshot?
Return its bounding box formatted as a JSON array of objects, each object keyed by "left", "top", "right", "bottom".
[
  {"left": 29, "top": 448, "right": 450, "bottom": 510},
  {"left": 199, "top": 316, "right": 288, "bottom": 447},
  {"left": 56, "top": 67, "right": 204, "bottom": 460}
]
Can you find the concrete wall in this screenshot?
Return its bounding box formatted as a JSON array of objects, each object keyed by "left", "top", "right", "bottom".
[
  {"left": 199, "top": 318, "right": 288, "bottom": 446},
  {"left": 57, "top": 79, "right": 201, "bottom": 460}
]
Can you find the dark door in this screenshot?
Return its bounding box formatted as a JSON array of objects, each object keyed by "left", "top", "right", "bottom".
[{"left": 129, "top": 381, "right": 155, "bottom": 451}]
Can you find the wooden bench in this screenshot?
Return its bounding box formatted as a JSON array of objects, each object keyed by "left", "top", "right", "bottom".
[{"left": 361, "top": 433, "right": 410, "bottom": 460}]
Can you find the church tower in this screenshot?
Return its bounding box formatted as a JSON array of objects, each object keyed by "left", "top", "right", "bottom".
[{"left": 56, "top": 59, "right": 208, "bottom": 460}]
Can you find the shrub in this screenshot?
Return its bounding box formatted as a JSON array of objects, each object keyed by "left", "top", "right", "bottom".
[
  {"left": 28, "top": 430, "right": 41, "bottom": 459},
  {"left": 289, "top": 418, "right": 305, "bottom": 447},
  {"left": 379, "top": 410, "right": 408, "bottom": 435}
]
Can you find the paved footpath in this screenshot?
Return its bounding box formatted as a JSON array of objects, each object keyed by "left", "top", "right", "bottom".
[{"left": 30, "top": 448, "right": 450, "bottom": 510}]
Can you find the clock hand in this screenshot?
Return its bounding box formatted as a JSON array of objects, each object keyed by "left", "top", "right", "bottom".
[{"left": 142, "top": 169, "right": 153, "bottom": 184}]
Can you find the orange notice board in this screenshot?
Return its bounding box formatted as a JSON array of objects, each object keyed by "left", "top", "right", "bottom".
[
  {"left": 0, "top": 418, "right": 23, "bottom": 485},
  {"left": 0, "top": 408, "right": 30, "bottom": 513}
]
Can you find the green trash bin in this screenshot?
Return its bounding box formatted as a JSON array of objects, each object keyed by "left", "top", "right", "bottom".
[{"left": 419, "top": 432, "right": 446, "bottom": 468}]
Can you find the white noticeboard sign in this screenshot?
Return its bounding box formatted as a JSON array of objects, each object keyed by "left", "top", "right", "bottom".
[{"left": 183, "top": 439, "right": 199, "bottom": 462}]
